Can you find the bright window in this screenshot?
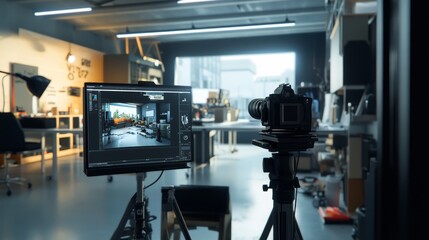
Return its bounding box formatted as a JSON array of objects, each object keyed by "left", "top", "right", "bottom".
[{"left": 174, "top": 52, "right": 296, "bottom": 120}]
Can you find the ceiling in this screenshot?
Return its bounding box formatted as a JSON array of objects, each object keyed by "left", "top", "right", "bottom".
[{"left": 10, "top": 0, "right": 332, "bottom": 43}]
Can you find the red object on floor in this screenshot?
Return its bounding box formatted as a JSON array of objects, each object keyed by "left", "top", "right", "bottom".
[{"left": 318, "top": 206, "right": 353, "bottom": 224}]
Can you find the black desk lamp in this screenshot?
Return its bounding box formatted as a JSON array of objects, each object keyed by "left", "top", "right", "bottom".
[
  {"left": 0, "top": 70, "right": 51, "bottom": 98},
  {"left": 1, "top": 70, "right": 51, "bottom": 112}
]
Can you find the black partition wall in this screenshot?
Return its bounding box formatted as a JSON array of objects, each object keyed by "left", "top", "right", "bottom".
[{"left": 159, "top": 32, "right": 326, "bottom": 88}]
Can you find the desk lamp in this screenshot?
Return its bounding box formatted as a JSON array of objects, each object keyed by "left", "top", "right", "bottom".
[{"left": 1, "top": 70, "right": 51, "bottom": 112}]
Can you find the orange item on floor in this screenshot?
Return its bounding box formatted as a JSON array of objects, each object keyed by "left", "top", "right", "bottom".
[{"left": 318, "top": 206, "right": 353, "bottom": 224}]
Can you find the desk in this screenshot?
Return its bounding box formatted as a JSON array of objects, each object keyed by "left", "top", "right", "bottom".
[
  {"left": 192, "top": 120, "right": 348, "bottom": 165},
  {"left": 23, "top": 128, "right": 83, "bottom": 180},
  {"left": 192, "top": 120, "right": 264, "bottom": 163}
]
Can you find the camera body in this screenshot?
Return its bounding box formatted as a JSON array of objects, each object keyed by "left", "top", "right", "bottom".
[{"left": 248, "top": 83, "right": 312, "bottom": 132}]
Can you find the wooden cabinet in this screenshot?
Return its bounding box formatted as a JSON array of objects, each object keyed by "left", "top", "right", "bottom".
[{"left": 103, "top": 54, "right": 163, "bottom": 84}]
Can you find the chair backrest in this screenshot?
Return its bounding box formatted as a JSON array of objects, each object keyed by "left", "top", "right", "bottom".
[
  {"left": 0, "top": 112, "right": 26, "bottom": 153},
  {"left": 173, "top": 185, "right": 230, "bottom": 216}
]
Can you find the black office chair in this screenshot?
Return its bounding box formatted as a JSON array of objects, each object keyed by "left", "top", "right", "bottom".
[{"left": 0, "top": 112, "right": 42, "bottom": 196}]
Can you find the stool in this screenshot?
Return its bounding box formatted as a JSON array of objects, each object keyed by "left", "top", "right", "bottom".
[{"left": 161, "top": 185, "right": 231, "bottom": 240}]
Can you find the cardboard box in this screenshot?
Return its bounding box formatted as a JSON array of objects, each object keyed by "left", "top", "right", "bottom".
[
  {"left": 347, "top": 136, "right": 363, "bottom": 179},
  {"left": 345, "top": 178, "right": 364, "bottom": 213}
]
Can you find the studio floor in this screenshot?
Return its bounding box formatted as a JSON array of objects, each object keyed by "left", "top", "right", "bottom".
[{"left": 0, "top": 144, "right": 354, "bottom": 240}]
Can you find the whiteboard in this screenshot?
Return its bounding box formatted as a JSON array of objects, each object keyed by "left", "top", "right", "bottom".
[{"left": 11, "top": 63, "right": 38, "bottom": 114}]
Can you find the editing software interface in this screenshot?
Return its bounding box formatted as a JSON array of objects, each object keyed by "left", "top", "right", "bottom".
[{"left": 83, "top": 83, "right": 192, "bottom": 176}]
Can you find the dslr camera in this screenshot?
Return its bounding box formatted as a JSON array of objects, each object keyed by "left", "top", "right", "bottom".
[{"left": 248, "top": 83, "right": 312, "bottom": 132}]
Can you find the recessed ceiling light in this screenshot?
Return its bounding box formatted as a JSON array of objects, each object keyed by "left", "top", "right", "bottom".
[
  {"left": 117, "top": 21, "right": 296, "bottom": 38},
  {"left": 35, "top": 7, "right": 92, "bottom": 16},
  {"left": 177, "top": 0, "right": 216, "bottom": 4}
]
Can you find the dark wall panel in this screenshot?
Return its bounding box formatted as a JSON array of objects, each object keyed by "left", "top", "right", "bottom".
[{"left": 159, "top": 32, "right": 326, "bottom": 88}]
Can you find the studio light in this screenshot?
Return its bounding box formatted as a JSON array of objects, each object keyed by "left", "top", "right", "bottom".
[
  {"left": 34, "top": 7, "right": 92, "bottom": 16},
  {"left": 116, "top": 21, "right": 296, "bottom": 38},
  {"left": 0, "top": 71, "right": 51, "bottom": 98}
]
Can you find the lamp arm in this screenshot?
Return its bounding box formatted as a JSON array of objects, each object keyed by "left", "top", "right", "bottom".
[{"left": 0, "top": 70, "right": 14, "bottom": 76}]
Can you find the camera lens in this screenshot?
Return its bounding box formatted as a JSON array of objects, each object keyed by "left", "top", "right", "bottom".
[{"left": 248, "top": 98, "right": 264, "bottom": 119}]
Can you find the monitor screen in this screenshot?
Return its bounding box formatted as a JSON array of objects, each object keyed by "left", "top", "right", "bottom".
[{"left": 83, "top": 82, "right": 193, "bottom": 176}]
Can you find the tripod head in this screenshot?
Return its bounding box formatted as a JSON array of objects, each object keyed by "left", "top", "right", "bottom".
[
  {"left": 252, "top": 131, "right": 317, "bottom": 200},
  {"left": 252, "top": 130, "right": 317, "bottom": 153}
]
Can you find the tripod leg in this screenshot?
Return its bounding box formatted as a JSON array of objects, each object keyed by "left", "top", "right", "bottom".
[
  {"left": 111, "top": 193, "right": 137, "bottom": 240},
  {"left": 294, "top": 217, "right": 303, "bottom": 240},
  {"left": 273, "top": 202, "right": 294, "bottom": 240},
  {"left": 260, "top": 209, "right": 274, "bottom": 240},
  {"left": 171, "top": 190, "right": 192, "bottom": 240}
]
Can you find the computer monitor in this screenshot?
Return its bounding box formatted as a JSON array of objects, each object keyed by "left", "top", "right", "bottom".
[{"left": 83, "top": 82, "right": 193, "bottom": 176}]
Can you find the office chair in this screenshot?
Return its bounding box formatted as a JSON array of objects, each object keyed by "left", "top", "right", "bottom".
[
  {"left": 161, "top": 185, "right": 231, "bottom": 240},
  {"left": 0, "top": 112, "right": 42, "bottom": 196}
]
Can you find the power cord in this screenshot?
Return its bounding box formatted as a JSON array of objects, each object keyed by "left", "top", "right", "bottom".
[{"left": 144, "top": 170, "right": 164, "bottom": 189}]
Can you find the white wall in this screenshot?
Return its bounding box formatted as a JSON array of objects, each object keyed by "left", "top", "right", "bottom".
[{"left": 0, "top": 29, "right": 104, "bottom": 114}]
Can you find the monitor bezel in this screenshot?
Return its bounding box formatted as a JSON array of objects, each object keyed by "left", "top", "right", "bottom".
[{"left": 83, "top": 82, "right": 193, "bottom": 176}]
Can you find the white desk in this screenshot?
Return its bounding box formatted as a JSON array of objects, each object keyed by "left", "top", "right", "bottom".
[
  {"left": 192, "top": 120, "right": 264, "bottom": 163},
  {"left": 191, "top": 120, "right": 348, "bottom": 164},
  {"left": 23, "top": 128, "right": 83, "bottom": 180}
]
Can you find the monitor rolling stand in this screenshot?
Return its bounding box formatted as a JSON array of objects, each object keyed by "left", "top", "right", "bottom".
[{"left": 111, "top": 172, "right": 191, "bottom": 240}]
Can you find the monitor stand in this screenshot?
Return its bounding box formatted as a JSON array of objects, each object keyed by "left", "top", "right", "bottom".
[{"left": 111, "top": 172, "right": 191, "bottom": 240}]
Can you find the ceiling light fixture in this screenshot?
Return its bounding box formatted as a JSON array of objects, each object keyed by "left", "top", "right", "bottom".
[
  {"left": 177, "top": 0, "right": 217, "bottom": 3},
  {"left": 116, "top": 21, "right": 296, "bottom": 38},
  {"left": 34, "top": 7, "right": 92, "bottom": 16}
]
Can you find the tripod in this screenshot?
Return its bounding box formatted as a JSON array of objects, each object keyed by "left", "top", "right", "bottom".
[
  {"left": 260, "top": 152, "right": 302, "bottom": 240},
  {"left": 253, "top": 132, "right": 317, "bottom": 240}
]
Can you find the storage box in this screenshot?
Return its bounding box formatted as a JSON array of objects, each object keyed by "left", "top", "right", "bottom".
[
  {"left": 318, "top": 152, "right": 336, "bottom": 175},
  {"left": 345, "top": 178, "right": 364, "bottom": 213},
  {"left": 297, "top": 151, "right": 313, "bottom": 172},
  {"left": 212, "top": 107, "right": 227, "bottom": 123}
]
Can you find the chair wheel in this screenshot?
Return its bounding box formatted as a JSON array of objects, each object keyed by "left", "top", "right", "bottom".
[
  {"left": 28, "top": 182, "right": 32, "bottom": 189},
  {"left": 6, "top": 189, "right": 11, "bottom": 196}
]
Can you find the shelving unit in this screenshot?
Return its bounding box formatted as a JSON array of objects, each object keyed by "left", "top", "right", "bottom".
[
  {"left": 8, "top": 115, "right": 83, "bottom": 165},
  {"left": 326, "top": 10, "right": 378, "bottom": 214}
]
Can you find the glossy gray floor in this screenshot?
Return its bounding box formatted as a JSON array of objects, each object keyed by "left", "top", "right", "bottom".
[{"left": 0, "top": 144, "right": 353, "bottom": 240}]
